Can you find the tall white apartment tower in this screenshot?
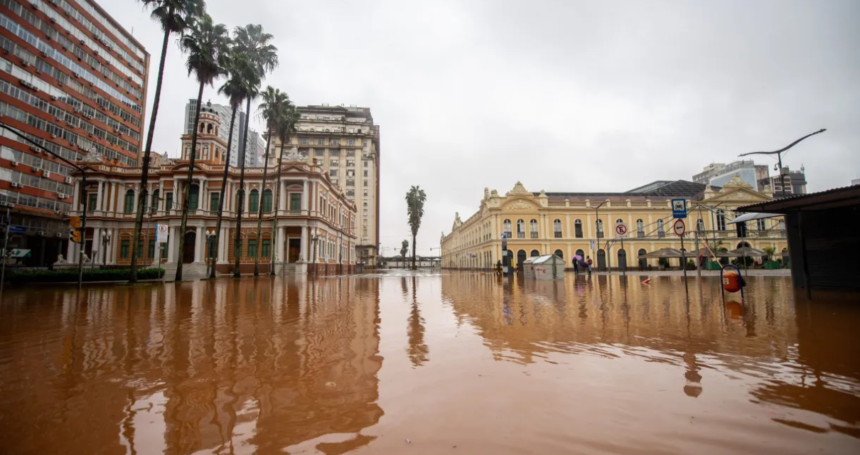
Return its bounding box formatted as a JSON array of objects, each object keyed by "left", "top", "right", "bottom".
[{"left": 278, "top": 104, "right": 380, "bottom": 266}]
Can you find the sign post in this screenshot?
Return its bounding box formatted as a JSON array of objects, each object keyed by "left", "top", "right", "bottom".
[
  {"left": 672, "top": 199, "right": 687, "bottom": 219},
  {"left": 674, "top": 219, "right": 687, "bottom": 281},
  {"left": 615, "top": 222, "right": 628, "bottom": 275}
]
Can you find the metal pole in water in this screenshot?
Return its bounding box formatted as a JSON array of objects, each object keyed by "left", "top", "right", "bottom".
[{"left": 0, "top": 206, "right": 10, "bottom": 298}]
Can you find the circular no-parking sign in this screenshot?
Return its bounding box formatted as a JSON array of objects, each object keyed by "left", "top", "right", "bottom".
[
  {"left": 673, "top": 219, "right": 686, "bottom": 237},
  {"left": 615, "top": 222, "right": 628, "bottom": 237}
]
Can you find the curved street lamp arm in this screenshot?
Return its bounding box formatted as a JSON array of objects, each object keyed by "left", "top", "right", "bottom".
[{"left": 739, "top": 129, "right": 826, "bottom": 157}]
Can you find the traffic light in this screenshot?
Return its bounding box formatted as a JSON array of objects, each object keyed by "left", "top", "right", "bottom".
[{"left": 69, "top": 216, "right": 82, "bottom": 243}]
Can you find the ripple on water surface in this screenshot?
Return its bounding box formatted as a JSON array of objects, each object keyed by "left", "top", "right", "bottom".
[{"left": 0, "top": 272, "right": 858, "bottom": 454}]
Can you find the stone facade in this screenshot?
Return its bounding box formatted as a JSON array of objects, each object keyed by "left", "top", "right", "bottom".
[
  {"left": 66, "top": 104, "right": 357, "bottom": 277},
  {"left": 442, "top": 177, "right": 788, "bottom": 270}
]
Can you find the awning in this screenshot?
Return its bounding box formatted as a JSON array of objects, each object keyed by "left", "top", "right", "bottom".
[
  {"left": 728, "top": 212, "right": 782, "bottom": 224},
  {"left": 730, "top": 246, "right": 769, "bottom": 257},
  {"left": 639, "top": 248, "right": 685, "bottom": 259}
]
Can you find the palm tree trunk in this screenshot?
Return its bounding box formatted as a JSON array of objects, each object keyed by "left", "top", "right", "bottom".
[
  {"left": 130, "top": 29, "right": 170, "bottom": 283},
  {"left": 269, "top": 127, "right": 286, "bottom": 275},
  {"left": 253, "top": 128, "right": 273, "bottom": 276},
  {"left": 208, "top": 105, "right": 238, "bottom": 279},
  {"left": 175, "top": 82, "right": 205, "bottom": 281},
  {"left": 412, "top": 233, "right": 416, "bottom": 270},
  {"left": 233, "top": 97, "right": 252, "bottom": 277}
]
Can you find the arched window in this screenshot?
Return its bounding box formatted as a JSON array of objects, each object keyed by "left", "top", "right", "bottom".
[
  {"left": 530, "top": 249, "right": 540, "bottom": 257},
  {"left": 657, "top": 219, "right": 665, "bottom": 238},
  {"left": 553, "top": 219, "right": 562, "bottom": 238},
  {"left": 189, "top": 184, "right": 199, "bottom": 210},
  {"left": 756, "top": 218, "right": 766, "bottom": 231},
  {"left": 554, "top": 249, "right": 564, "bottom": 259},
  {"left": 207, "top": 123, "right": 213, "bottom": 134},
  {"left": 529, "top": 219, "right": 538, "bottom": 238},
  {"left": 123, "top": 189, "right": 134, "bottom": 213},
  {"left": 262, "top": 189, "right": 273, "bottom": 213},
  {"left": 716, "top": 209, "right": 726, "bottom": 231},
  {"left": 516, "top": 219, "right": 525, "bottom": 238},
  {"left": 636, "top": 219, "right": 644, "bottom": 238},
  {"left": 596, "top": 219, "right": 604, "bottom": 238},
  {"left": 249, "top": 189, "right": 259, "bottom": 213},
  {"left": 575, "top": 220, "right": 583, "bottom": 238}
]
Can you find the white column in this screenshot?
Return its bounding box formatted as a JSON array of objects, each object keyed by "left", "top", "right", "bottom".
[
  {"left": 279, "top": 180, "right": 287, "bottom": 212},
  {"left": 167, "top": 226, "right": 177, "bottom": 263},
  {"left": 66, "top": 237, "right": 76, "bottom": 263},
  {"left": 92, "top": 227, "right": 101, "bottom": 262},
  {"left": 72, "top": 179, "right": 81, "bottom": 208},
  {"left": 300, "top": 226, "right": 308, "bottom": 262},
  {"left": 301, "top": 180, "right": 309, "bottom": 215},
  {"left": 276, "top": 226, "right": 286, "bottom": 263},
  {"left": 218, "top": 226, "right": 229, "bottom": 263},
  {"left": 109, "top": 228, "right": 118, "bottom": 264},
  {"left": 194, "top": 226, "right": 204, "bottom": 262},
  {"left": 95, "top": 182, "right": 103, "bottom": 214},
  {"left": 131, "top": 187, "right": 138, "bottom": 215}
]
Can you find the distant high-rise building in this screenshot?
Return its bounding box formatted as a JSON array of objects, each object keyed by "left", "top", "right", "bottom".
[
  {"left": 247, "top": 129, "right": 266, "bottom": 167},
  {"left": 693, "top": 161, "right": 768, "bottom": 190},
  {"left": 184, "top": 99, "right": 252, "bottom": 167},
  {"left": 757, "top": 166, "right": 808, "bottom": 197},
  {"left": 278, "top": 104, "right": 380, "bottom": 265},
  {"left": 0, "top": 0, "right": 150, "bottom": 266},
  {"left": 851, "top": 178, "right": 860, "bottom": 186}
]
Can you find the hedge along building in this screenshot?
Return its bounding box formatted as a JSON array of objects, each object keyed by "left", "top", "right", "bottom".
[
  {"left": 441, "top": 176, "right": 787, "bottom": 271},
  {"left": 67, "top": 103, "right": 357, "bottom": 278}
]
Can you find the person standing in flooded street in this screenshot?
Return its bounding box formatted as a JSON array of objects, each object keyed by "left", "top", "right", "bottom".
[{"left": 1, "top": 271, "right": 858, "bottom": 454}]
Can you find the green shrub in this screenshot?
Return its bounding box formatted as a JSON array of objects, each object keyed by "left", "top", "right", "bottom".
[
  {"left": 686, "top": 260, "right": 697, "bottom": 270},
  {"left": 764, "top": 261, "right": 782, "bottom": 270},
  {"left": 6, "top": 268, "right": 164, "bottom": 285},
  {"left": 658, "top": 258, "right": 669, "bottom": 266}
]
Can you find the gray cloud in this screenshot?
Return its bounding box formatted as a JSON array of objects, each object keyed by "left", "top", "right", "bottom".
[{"left": 103, "top": 0, "right": 860, "bottom": 256}]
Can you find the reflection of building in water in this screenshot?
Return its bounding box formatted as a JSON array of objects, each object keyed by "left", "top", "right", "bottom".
[
  {"left": 0, "top": 278, "right": 383, "bottom": 454},
  {"left": 441, "top": 273, "right": 798, "bottom": 377}
]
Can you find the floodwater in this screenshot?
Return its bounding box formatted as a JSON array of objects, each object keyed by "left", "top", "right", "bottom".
[{"left": 1, "top": 272, "right": 859, "bottom": 454}]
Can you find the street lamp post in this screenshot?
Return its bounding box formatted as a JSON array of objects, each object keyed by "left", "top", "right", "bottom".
[
  {"left": 101, "top": 231, "right": 111, "bottom": 267},
  {"left": 594, "top": 201, "right": 607, "bottom": 271},
  {"left": 740, "top": 129, "right": 825, "bottom": 199}
]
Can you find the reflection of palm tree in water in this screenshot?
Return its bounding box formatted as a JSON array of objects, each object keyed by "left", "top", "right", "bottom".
[
  {"left": 683, "top": 351, "right": 703, "bottom": 398},
  {"left": 407, "top": 276, "right": 428, "bottom": 366}
]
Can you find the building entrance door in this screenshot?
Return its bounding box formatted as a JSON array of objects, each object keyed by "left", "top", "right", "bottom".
[
  {"left": 288, "top": 238, "right": 301, "bottom": 263},
  {"left": 597, "top": 249, "right": 606, "bottom": 270},
  {"left": 183, "top": 231, "right": 196, "bottom": 264}
]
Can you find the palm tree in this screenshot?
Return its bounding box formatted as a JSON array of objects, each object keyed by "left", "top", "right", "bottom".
[
  {"left": 130, "top": 0, "right": 205, "bottom": 283},
  {"left": 232, "top": 24, "right": 278, "bottom": 278},
  {"left": 253, "top": 86, "right": 287, "bottom": 276},
  {"left": 405, "top": 186, "right": 426, "bottom": 269},
  {"left": 400, "top": 239, "right": 409, "bottom": 262},
  {"left": 270, "top": 99, "right": 299, "bottom": 275},
  {"left": 208, "top": 52, "right": 258, "bottom": 279},
  {"left": 174, "top": 14, "right": 230, "bottom": 281}
]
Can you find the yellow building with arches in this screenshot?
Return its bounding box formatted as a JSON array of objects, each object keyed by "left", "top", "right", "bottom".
[{"left": 441, "top": 176, "right": 787, "bottom": 270}]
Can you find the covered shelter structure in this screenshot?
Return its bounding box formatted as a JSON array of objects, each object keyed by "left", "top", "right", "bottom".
[{"left": 737, "top": 185, "right": 860, "bottom": 300}]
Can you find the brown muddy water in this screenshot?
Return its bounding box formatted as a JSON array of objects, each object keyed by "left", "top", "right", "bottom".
[{"left": 0, "top": 271, "right": 858, "bottom": 454}]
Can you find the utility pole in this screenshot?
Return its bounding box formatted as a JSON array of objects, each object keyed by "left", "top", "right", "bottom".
[
  {"left": 740, "top": 129, "right": 825, "bottom": 199},
  {"left": 0, "top": 205, "right": 11, "bottom": 299}
]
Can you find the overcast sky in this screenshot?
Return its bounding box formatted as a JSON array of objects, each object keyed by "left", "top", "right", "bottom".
[{"left": 103, "top": 0, "right": 859, "bottom": 256}]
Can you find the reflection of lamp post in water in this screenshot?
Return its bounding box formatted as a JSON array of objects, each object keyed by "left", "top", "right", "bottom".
[{"left": 101, "top": 231, "right": 111, "bottom": 267}]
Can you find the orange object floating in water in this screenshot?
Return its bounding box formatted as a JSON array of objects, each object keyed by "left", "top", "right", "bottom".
[{"left": 723, "top": 271, "right": 741, "bottom": 293}]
